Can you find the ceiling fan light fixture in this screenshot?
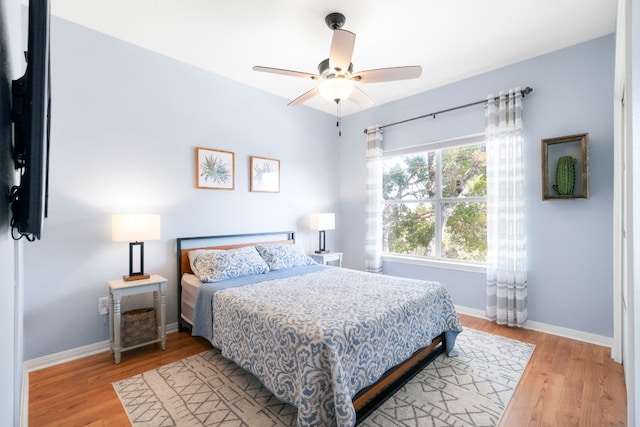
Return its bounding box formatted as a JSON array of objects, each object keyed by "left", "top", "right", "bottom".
[
  {"left": 252, "top": 12, "right": 420, "bottom": 113},
  {"left": 319, "top": 77, "right": 354, "bottom": 103}
]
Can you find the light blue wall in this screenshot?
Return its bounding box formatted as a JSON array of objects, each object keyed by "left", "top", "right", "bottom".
[
  {"left": 21, "top": 15, "right": 616, "bottom": 360},
  {"left": 337, "top": 35, "right": 615, "bottom": 338},
  {"left": 22, "top": 17, "right": 340, "bottom": 360}
]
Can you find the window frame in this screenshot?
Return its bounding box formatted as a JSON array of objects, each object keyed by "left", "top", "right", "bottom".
[{"left": 381, "top": 133, "right": 487, "bottom": 272}]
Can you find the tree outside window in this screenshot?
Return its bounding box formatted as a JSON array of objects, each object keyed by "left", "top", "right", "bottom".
[{"left": 382, "top": 141, "right": 487, "bottom": 263}]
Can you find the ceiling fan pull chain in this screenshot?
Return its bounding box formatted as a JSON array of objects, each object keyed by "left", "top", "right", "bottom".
[{"left": 336, "top": 101, "right": 342, "bottom": 136}]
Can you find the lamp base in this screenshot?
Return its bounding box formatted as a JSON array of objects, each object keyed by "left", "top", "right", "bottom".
[
  {"left": 123, "top": 273, "right": 150, "bottom": 282},
  {"left": 314, "top": 250, "right": 331, "bottom": 254}
]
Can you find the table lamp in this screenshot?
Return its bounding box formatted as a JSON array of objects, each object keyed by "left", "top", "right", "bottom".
[
  {"left": 309, "top": 213, "right": 335, "bottom": 254},
  {"left": 112, "top": 214, "right": 160, "bottom": 281}
]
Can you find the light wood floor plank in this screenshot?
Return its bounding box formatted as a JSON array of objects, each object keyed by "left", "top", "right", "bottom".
[{"left": 28, "top": 314, "right": 627, "bottom": 426}]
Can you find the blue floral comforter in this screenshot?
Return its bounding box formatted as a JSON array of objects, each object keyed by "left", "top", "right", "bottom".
[{"left": 192, "top": 265, "right": 462, "bottom": 427}]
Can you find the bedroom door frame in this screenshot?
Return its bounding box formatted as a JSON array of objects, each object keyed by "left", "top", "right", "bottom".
[{"left": 613, "top": 0, "right": 637, "bottom": 423}]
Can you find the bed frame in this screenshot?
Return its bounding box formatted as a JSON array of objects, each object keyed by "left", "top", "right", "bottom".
[{"left": 176, "top": 231, "right": 446, "bottom": 424}]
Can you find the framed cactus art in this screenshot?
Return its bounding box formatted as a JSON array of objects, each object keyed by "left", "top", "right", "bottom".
[{"left": 541, "top": 133, "right": 589, "bottom": 200}]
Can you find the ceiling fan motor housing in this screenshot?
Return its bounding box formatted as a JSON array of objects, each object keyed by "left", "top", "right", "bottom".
[
  {"left": 318, "top": 58, "right": 353, "bottom": 77},
  {"left": 325, "top": 12, "right": 346, "bottom": 30}
]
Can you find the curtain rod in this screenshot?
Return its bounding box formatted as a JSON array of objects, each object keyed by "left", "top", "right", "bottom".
[{"left": 363, "top": 86, "right": 533, "bottom": 134}]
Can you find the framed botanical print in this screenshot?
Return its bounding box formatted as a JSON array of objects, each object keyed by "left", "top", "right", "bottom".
[
  {"left": 195, "top": 147, "right": 235, "bottom": 190},
  {"left": 250, "top": 156, "right": 280, "bottom": 193}
]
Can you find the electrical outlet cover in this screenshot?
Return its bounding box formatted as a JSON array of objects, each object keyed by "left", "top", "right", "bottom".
[{"left": 98, "top": 297, "right": 109, "bottom": 315}]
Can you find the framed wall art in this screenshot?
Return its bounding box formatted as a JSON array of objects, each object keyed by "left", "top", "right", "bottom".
[
  {"left": 195, "top": 147, "right": 235, "bottom": 190},
  {"left": 541, "top": 133, "right": 589, "bottom": 200},
  {"left": 250, "top": 156, "right": 280, "bottom": 193}
]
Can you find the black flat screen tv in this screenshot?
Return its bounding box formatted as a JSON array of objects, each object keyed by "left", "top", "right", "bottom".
[{"left": 10, "top": 0, "right": 51, "bottom": 240}]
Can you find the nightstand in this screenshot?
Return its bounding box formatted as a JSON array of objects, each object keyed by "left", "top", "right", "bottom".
[
  {"left": 309, "top": 252, "right": 343, "bottom": 267},
  {"left": 108, "top": 274, "right": 167, "bottom": 364}
]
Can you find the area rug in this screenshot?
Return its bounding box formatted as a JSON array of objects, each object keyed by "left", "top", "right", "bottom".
[{"left": 113, "top": 328, "right": 535, "bottom": 426}]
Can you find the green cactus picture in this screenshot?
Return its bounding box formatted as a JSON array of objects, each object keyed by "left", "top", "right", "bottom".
[
  {"left": 542, "top": 133, "right": 589, "bottom": 200},
  {"left": 552, "top": 156, "right": 577, "bottom": 196}
]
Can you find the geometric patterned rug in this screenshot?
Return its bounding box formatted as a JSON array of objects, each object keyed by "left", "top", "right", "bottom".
[{"left": 113, "top": 328, "right": 535, "bottom": 426}]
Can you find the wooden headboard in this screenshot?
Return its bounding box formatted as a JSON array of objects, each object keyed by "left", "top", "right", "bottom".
[{"left": 176, "top": 231, "right": 295, "bottom": 330}]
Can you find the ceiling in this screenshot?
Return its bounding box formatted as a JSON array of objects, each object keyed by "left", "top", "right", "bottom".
[{"left": 48, "top": 0, "right": 617, "bottom": 116}]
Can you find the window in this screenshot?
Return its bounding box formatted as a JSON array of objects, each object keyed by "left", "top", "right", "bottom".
[{"left": 382, "top": 135, "right": 487, "bottom": 264}]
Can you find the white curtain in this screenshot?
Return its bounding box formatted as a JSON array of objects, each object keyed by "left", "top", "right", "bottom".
[
  {"left": 365, "top": 126, "right": 383, "bottom": 273},
  {"left": 485, "top": 89, "right": 528, "bottom": 327}
]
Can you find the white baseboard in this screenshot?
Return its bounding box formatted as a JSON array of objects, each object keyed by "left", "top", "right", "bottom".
[
  {"left": 22, "top": 322, "right": 180, "bottom": 373},
  {"left": 22, "top": 311, "right": 614, "bottom": 372},
  {"left": 20, "top": 322, "right": 180, "bottom": 427},
  {"left": 20, "top": 372, "right": 28, "bottom": 427},
  {"left": 23, "top": 312, "right": 614, "bottom": 369},
  {"left": 455, "top": 305, "right": 614, "bottom": 348}
]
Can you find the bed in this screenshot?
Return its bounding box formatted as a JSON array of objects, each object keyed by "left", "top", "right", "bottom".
[{"left": 177, "top": 231, "right": 462, "bottom": 427}]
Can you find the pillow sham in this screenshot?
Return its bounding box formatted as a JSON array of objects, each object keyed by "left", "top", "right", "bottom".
[
  {"left": 189, "top": 246, "right": 269, "bottom": 283},
  {"left": 255, "top": 243, "right": 316, "bottom": 271},
  {"left": 187, "top": 249, "right": 222, "bottom": 276}
]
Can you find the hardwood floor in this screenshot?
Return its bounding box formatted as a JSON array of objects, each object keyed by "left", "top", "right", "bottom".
[
  {"left": 461, "top": 315, "right": 627, "bottom": 427},
  {"left": 28, "top": 332, "right": 211, "bottom": 426},
  {"left": 28, "top": 314, "right": 627, "bottom": 426}
]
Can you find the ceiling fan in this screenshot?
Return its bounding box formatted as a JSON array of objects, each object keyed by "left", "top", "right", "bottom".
[{"left": 252, "top": 12, "right": 422, "bottom": 109}]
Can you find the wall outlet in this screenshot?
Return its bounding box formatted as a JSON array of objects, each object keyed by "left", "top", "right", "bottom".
[{"left": 98, "top": 297, "right": 109, "bottom": 315}]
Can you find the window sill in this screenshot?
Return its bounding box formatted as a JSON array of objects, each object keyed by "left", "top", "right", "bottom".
[{"left": 382, "top": 254, "right": 487, "bottom": 273}]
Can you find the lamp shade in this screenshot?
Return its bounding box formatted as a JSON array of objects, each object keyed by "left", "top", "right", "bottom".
[
  {"left": 112, "top": 214, "right": 161, "bottom": 242},
  {"left": 309, "top": 213, "right": 335, "bottom": 231},
  {"left": 319, "top": 77, "right": 354, "bottom": 103}
]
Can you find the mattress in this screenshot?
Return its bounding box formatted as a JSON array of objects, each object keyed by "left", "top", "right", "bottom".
[{"left": 180, "top": 273, "right": 201, "bottom": 325}]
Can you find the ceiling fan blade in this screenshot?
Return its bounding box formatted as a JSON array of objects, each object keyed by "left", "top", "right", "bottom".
[
  {"left": 288, "top": 87, "right": 320, "bottom": 106},
  {"left": 329, "top": 29, "right": 356, "bottom": 74},
  {"left": 253, "top": 65, "right": 320, "bottom": 80},
  {"left": 349, "top": 86, "right": 374, "bottom": 108},
  {"left": 352, "top": 66, "right": 422, "bottom": 83}
]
